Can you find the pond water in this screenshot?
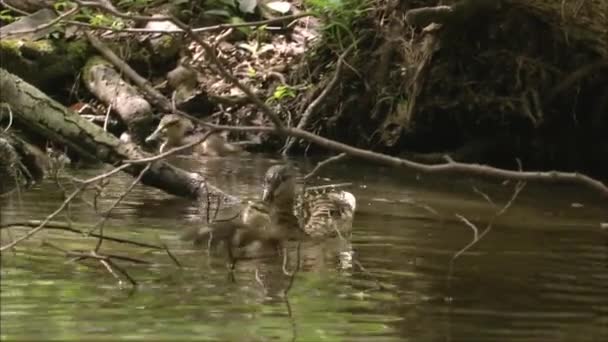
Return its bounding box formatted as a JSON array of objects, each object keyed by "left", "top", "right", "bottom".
[{"left": 1, "top": 156, "right": 607, "bottom": 341}]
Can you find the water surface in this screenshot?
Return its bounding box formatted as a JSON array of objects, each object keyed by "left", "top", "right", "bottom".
[{"left": 1, "top": 156, "right": 607, "bottom": 341}]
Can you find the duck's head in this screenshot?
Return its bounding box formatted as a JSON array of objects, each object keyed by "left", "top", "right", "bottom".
[
  {"left": 261, "top": 165, "right": 296, "bottom": 204},
  {"left": 145, "top": 114, "right": 194, "bottom": 146}
]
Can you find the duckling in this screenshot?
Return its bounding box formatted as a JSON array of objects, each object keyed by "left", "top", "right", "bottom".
[
  {"left": 181, "top": 199, "right": 288, "bottom": 259},
  {"left": 262, "top": 165, "right": 357, "bottom": 239},
  {"left": 145, "top": 114, "right": 245, "bottom": 156}
]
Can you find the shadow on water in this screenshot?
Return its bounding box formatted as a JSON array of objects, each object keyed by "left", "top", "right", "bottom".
[{"left": 1, "top": 156, "right": 607, "bottom": 341}]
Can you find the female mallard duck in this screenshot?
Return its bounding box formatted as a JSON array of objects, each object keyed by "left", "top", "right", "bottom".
[
  {"left": 262, "top": 164, "right": 357, "bottom": 239},
  {"left": 145, "top": 114, "right": 245, "bottom": 156},
  {"left": 181, "top": 164, "right": 356, "bottom": 258}
]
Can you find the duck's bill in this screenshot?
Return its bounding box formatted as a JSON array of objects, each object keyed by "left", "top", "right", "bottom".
[{"left": 262, "top": 188, "right": 271, "bottom": 202}]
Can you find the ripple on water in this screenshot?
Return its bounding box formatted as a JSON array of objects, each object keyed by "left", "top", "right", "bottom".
[{"left": 1, "top": 158, "right": 607, "bottom": 341}]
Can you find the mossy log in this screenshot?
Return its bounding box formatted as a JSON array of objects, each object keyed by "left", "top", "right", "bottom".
[
  {"left": 0, "top": 37, "right": 90, "bottom": 90},
  {"left": 0, "top": 68, "right": 236, "bottom": 203}
]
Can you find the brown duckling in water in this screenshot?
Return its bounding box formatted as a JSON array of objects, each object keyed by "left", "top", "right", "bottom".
[
  {"left": 181, "top": 199, "right": 288, "bottom": 260},
  {"left": 145, "top": 114, "right": 245, "bottom": 156}
]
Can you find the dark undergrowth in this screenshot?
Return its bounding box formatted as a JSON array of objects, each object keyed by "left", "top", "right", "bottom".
[{"left": 288, "top": 1, "right": 608, "bottom": 178}]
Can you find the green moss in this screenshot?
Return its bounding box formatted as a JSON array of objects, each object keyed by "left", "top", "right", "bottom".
[
  {"left": 65, "top": 40, "right": 89, "bottom": 61},
  {"left": 154, "top": 35, "right": 180, "bottom": 59},
  {"left": 158, "top": 35, "right": 174, "bottom": 49},
  {"left": 0, "top": 39, "right": 27, "bottom": 80},
  {"left": 0, "top": 38, "right": 92, "bottom": 92},
  {"left": 0, "top": 39, "right": 23, "bottom": 55},
  {"left": 22, "top": 40, "right": 55, "bottom": 54}
]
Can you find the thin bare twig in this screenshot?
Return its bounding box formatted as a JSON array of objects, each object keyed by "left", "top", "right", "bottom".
[
  {"left": 0, "top": 0, "right": 30, "bottom": 15},
  {"left": 0, "top": 185, "right": 84, "bottom": 251},
  {"left": 472, "top": 187, "right": 496, "bottom": 208},
  {"left": 1, "top": 220, "right": 182, "bottom": 267},
  {"left": 42, "top": 241, "right": 139, "bottom": 286},
  {"left": 455, "top": 214, "right": 478, "bottom": 241},
  {"left": 448, "top": 181, "right": 526, "bottom": 284},
  {"left": 161, "top": 243, "right": 182, "bottom": 268},
  {"left": 284, "top": 242, "right": 302, "bottom": 293},
  {"left": 2, "top": 220, "right": 161, "bottom": 249},
  {"left": 105, "top": 258, "right": 137, "bottom": 286},
  {"left": 0, "top": 104, "right": 13, "bottom": 133},
  {"left": 103, "top": 104, "right": 112, "bottom": 131},
  {"left": 92, "top": 163, "right": 151, "bottom": 252},
  {"left": 302, "top": 153, "right": 348, "bottom": 181},
  {"left": 100, "top": 259, "right": 123, "bottom": 284},
  {"left": 304, "top": 183, "right": 352, "bottom": 191}
]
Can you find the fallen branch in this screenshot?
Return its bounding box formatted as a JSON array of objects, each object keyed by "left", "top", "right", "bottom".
[
  {"left": 182, "top": 123, "right": 608, "bottom": 197},
  {"left": 2, "top": 220, "right": 182, "bottom": 269},
  {"left": 43, "top": 240, "right": 140, "bottom": 286},
  {"left": 2, "top": 220, "right": 167, "bottom": 250}
]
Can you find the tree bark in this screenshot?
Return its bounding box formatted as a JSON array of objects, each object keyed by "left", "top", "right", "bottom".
[
  {"left": 0, "top": 68, "right": 237, "bottom": 204},
  {"left": 82, "top": 56, "right": 154, "bottom": 143}
]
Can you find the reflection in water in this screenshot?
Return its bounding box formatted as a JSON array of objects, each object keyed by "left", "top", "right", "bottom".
[{"left": 1, "top": 157, "right": 607, "bottom": 341}]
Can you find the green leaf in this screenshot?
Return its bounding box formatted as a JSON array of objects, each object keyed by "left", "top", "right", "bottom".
[
  {"left": 273, "top": 85, "right": 296, "bottom": 100},
  {"left": 0, "top": 9, "right": 16, "bottom": 23},
  {"left": 230, "top": 16, "right": 252, "bottom": 35},
  {"left": 237, "top": 0, "right": 258, "bottom": 13},
  {"left": 264, "top": 1, "right": 291, "bottom": 14}
]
